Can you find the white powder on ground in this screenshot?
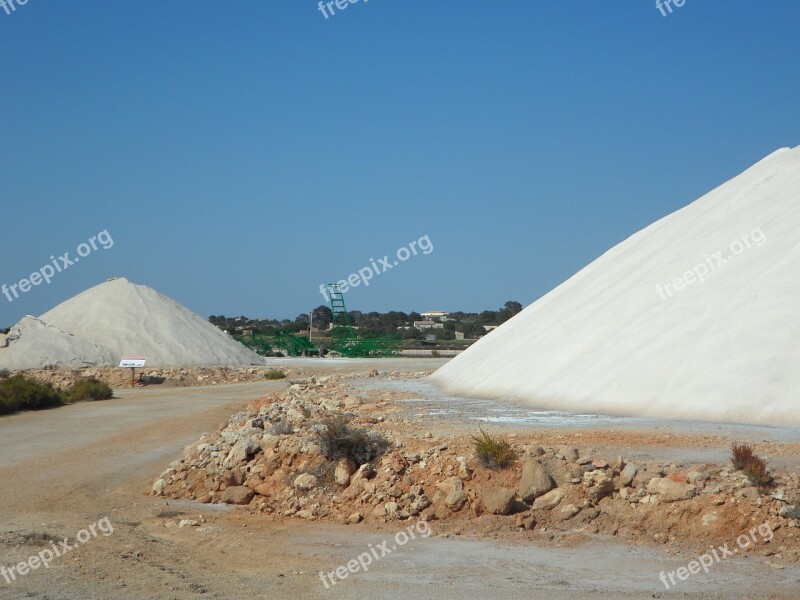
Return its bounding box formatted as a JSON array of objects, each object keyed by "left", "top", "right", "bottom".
[{"left": 431, "top": 146, "right": 800, "bottom": 426}]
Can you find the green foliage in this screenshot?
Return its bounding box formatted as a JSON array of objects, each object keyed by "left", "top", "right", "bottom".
[
  {"left": 63, "top": 378, "right": 113, "bottom": 403},
  {"left": 210, "top": 301, "right": 524, "bottom": 341},
  {"left": 731, "top": 442, "right": 773, "bottom": 488},
  {"left": 264, "top": 369, "right": 287, "bottom": 380},
  {"left": 0, "top": 375, "right": 64, "bottom": 415},
  {"left": 0, "top": 368, "right": 10, "bottom": 379},
  {"left": 317, "top": 415, "right": 389, "bottom": 466},
  {"left": 471, "top": 427, "right": 516, "bottom": 470},
  {"left": 0, "top": 374, "right": 114, "bottom": 415}
]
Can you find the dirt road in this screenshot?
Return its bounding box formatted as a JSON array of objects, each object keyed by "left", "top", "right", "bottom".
[{"left": 1, "top": 362, "right": 798, "bottom": 599}]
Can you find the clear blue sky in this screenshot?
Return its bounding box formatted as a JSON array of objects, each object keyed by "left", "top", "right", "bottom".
[{"left": 1, "top": 1, "right": 798, "bottom": 325}]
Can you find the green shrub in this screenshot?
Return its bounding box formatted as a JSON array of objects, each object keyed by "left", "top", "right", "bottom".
[
  {"left": 63, "top": 378, "right": 113, "bottom": 403},
  {"left": 0, "top": 369, "right": 10, "bottom": 379},
  {"left": 731, "top": 442, "right": 773, "bottom": 488},
  {"left": 317, "top": 415, "right": 389, "bottom": 466},
  {"left": 0, "top": 375, "right": 64, "bottom": 415},
  {"left": 264, "top": 369, "right": 287, "bottom": 380},
  {"left": 471, "top": 427, "right": 516, "bottom": 470}
]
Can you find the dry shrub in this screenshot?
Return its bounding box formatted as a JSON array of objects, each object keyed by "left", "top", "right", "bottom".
[
  {"left": 731, "top": 442, "right": 756, "bottom": 470},
  {"left": 317, "top": 415, "right": 389, "bottom": 467},
  {"left": 731, "top": 442, "right": 773, "bottom": 488},
  {"left": 471, "top": 427, "right": 515, "bottom": 470}
]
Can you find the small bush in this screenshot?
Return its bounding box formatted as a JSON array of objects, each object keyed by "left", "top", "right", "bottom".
[
  {"left": 0, "top": 369, "right": 10, "bottom": 379},
  {"left": 731, "top": 442, "right": 773, "bottom": 487},
  {"left": 731, "top": 442, "right": 756, "bottom": 470},
  {"left": 63, "top": 378, "right": 113, "bottom": 403},
  {"left": 743, "top": 459, "right": 773, "bottom": 487},
  {"left": 471, "top": 427, "right": 516, "bottom": 470},
  {"left": 317, "top": 415, "right": 389, "bottom": 466},
  {"left": 0, "top": 375, "right": 64, "bottom": 415},
  {"left": 264, "top": 369, "right": 287, "bottom": 380}
]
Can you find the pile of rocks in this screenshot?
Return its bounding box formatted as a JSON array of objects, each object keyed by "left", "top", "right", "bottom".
[
  {"left": 20, "top": 366, "right": 427, "bottom": 391},
  {"left": 152, "top": 379, "right": 800, "bottom": 560}
]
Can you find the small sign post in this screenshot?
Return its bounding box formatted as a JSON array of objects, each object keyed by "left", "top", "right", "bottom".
[{"left": 119, "top": 357, "right": 146, "bottom": 388}]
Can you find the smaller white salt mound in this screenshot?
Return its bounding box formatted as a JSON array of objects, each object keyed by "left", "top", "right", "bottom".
[
  {"left": 38, "top": 278, "right": 264, "bottom": 368},
  {"left": 0, "top": 316, "right": 116, "bottom": 370}
]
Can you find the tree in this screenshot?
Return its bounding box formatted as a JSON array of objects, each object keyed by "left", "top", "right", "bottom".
[
  {"left": 498, "top": 300, "right": 523, "bottom": 323},
  {"left": 312, "top": 305, "right": 332, "bottom": 330}
]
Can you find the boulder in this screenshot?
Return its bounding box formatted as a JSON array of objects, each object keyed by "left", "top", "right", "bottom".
[
  {"left": 152, "top": 479, "right": 166, "bottom": 496},
  {"left": 254, "top": 482, "right": 273, "bottom": 497},
  {"left": 519, "top": 460, "right": 555, "bottom": 503},
  {"left": 583, "top": 470, "right": 615, "bottom": 502},
  {"left": 220, "top": 486, "right": 255, "bottom": 505},
  {"left": 334, "top": 458, "right": 357, "bottom": 486},
  {"left": 436, "top": 476, "right": 469, "bottom": 511},
  {"left": 559, "top": 503, "right": 581, "bottom": 520},
  {"left": 384, "top": 502, "right": 400, "bottom": 518},
  {"left": 224, "top": 437, "right": 260, "bottom": 469},
  {"left": 532, "top": 488, "right": 564, "bottom": 511},
  {"left": 294, "top": 473, "right": 319, "bottom": 492},
  {"left": 619, "top": 462, "right": 638, "bottom": 487},
  {"left": 779, "top": 505, "right": 800, "bottom": 519},
  {"left": 481, "top": 487, "right": 516, "bottom": 515},
  {"left": 409, "top": 494, "right": 433, "bottom": 515},
  {"left": 646, "top": 478, "right": 696, "bottom": 502}
]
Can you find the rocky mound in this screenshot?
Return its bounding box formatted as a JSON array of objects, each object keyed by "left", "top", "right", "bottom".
[
  {"left": 432, "top": 146, "right": 800, "bottom": 426},
  {"left": 152, "top": 377, "right": 800, "bottom": 560}
]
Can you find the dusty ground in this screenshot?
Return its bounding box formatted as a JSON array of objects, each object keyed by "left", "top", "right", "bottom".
[{"left": 1, "top": 358, "right": 799, "bottom": 599}]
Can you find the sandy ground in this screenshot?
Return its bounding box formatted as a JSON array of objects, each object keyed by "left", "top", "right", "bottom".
[{"left": 1, "top": 358, "right": 799, "bottom": 599}]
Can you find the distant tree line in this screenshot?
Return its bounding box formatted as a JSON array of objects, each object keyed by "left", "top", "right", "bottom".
[{"left": 210, "top": 300, "right": 524, "bottom": 340}]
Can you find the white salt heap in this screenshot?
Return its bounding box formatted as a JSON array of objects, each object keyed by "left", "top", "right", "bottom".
[
  {"left": 432, "top": 146, "right": 800, "bottom": 426},
  {"left": 0, "top": 278, "right": 264, "bottom": 369}
]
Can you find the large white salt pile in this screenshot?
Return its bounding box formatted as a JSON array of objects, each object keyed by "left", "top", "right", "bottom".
[
  {"left": 432, "top": 146, "right": 800, "bottom": 426},
  {"left": 0, "top": 278, "right": 264, "bottom": 369}
]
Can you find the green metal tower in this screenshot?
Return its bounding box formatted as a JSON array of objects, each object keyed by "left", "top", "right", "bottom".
[
  {"left": 326, "top": 283, "right": 400, "bottom": 358},
  {"left": 328, "top": 283, "right": 357, "bottom": 342}
]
